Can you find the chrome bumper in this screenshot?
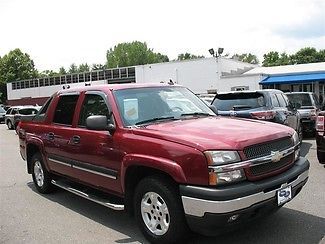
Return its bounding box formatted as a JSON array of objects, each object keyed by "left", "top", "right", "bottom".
[{"left": 181, "top": 170, "right": 308, "bottom": 217}]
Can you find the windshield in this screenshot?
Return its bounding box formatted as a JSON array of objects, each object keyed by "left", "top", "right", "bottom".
[
  {"left": 212, "top": 92, "right": 266, "bottom": 111},
  {"left": 286, "top": 93, "right": 312, "bottom": 107},
  {"left": 114, "top": 86, "right": 215, "bottom": 126}
]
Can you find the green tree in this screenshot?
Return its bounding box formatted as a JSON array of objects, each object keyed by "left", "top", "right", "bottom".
[
  {"left": 78, "top": 63, "right": 90, "bottom": 72},
  {"left": 39, "top": 70, "right": 58, "bottom": 77},
  {"left": 91, "top": 63, "right": 106, "bottom": 71},
  {"left": 262, "top": 51, "right": 281, "bottom": 67},
  {"left": 106, "top": 41, "right": 169, "bottom": 68},
  {"left": 177, "top": 53, "right": 204, "bottom": 61},
  {"left": 291, "top": 47, "right": 319, "bottom": 64},
  {"left": 68, "top": 63, "right": 78, "bottom": 73},
  {"left": 59, "top": 67, "right": 67, "bottom": 75},
  {"left": 0, "top": 49, "right": 37, "bottom": 103},
  {"left": 232, "top": 53, "right": 259, "bottom": 64}
]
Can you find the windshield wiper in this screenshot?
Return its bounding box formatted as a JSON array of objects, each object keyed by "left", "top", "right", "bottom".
[
  {"left": 135, "top": 116, "right": 177, "bottom": 125},
  {"left": 232, "top": 105, "right": 252, "bottom": 111},
  {"left": 180, "top": 112, "right": 213, "bottom": 117}
]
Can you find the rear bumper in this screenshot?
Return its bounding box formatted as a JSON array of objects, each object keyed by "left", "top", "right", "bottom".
[{"left": 180, "top": 157, "right": 309, "bottom": 235}]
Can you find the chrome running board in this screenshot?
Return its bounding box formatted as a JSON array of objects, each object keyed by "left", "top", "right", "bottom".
[{"left": 51, "top": 179, "right": 124, "bottom": 211}]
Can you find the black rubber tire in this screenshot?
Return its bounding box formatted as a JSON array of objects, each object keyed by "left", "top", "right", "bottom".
[
  {"left": 134, "top": 176, "right": 189, "bottom": 244},
  {"left": 317, "top": 150, "right": 325, "bottom": 164},
  {"left": 31, "top": 152, "right": 54, "bottom": 194},
  {"left": 7, "top": 120, "right": 13, "bottom": 130}
]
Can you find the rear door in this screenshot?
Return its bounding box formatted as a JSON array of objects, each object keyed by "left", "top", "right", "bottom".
[
  {"left": 45, "top": 93, "right": 80, "bottom": 178},
  {"left": 275, "top": 93, "right": 298, "bottom": 130}
]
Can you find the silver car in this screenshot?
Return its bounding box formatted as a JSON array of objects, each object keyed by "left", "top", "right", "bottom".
[{"left": 5, "top": 106, "right": 40, "bottom": 130}]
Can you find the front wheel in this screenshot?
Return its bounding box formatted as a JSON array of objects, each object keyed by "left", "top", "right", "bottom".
[
  {"left": 31, "top": 152, "right": 54, "bottom": 194},
  {"left": 7, "top": 120, "right": 13, "bottom": 130},
  {"left": 134, "top": 176, "right": 189, "bottom": 243}
]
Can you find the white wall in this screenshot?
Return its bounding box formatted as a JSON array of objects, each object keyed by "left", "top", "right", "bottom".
[
  {"left": 218, "top": 74, "right": 263, "bottom": 92},
  {"left": 135, "top": 57, "right": 256, "bottom": 94}
]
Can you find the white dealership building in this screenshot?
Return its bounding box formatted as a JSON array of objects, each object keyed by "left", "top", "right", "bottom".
[{"left": 6, "top": 57, "right": 325, "bottom": 106}]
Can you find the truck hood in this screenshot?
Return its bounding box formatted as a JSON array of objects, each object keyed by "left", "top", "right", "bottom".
[{"left": 132, "top": 116, "right": 294, "bottom": 151}]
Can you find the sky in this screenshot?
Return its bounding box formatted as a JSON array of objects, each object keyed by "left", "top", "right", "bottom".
[{"left": 0, "top": 0, "right": 324, "bottom": 71}]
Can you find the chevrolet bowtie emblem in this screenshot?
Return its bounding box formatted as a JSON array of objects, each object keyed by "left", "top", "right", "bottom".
[{"left": 271, "top": 151, "right": 282, "bottom": 162}]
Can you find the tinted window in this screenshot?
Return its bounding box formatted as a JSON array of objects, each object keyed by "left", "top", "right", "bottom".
[
  {"left": 275, "top": 94, "right": 286, "bottom": 107},
  {"left": 212, "top": 92, "right": 265, "bottom": 111},
  {"left": 19, "top": 108, "right": 39, "bottom": 115},
  {"left": 286, "top": 93, "right": 312, "bottom": 107},
  {"left": 6, "top": 108, "right": 12, "bottom": 115},
  {"left": 53, "top": 95, "right": 79, "bottom": 125},
  {"left": 79, "top": 94, "right": 109, "bottom": 126}
]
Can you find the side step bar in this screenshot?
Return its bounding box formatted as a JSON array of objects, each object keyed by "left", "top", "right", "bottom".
[{"left": 51, "top": 179, "right": 124, "bottom": 211}]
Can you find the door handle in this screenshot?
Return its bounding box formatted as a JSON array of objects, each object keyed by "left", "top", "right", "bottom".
[
  {"left": 48, "top": 132, "right": 55, "bottom": 140},
  {"left": 71, "top": 135, "right": 80, "bottom": 144}
]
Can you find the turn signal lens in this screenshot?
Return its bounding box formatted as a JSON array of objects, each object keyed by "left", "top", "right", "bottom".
[
  {"left": 316, "top": 116, "right": 324, "bottom": 131},
  {"left": 208, "top": 169, "right": 246, "bottom": 186}
]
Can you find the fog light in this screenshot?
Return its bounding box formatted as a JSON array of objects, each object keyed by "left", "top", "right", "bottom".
[{"left": 228, "top": 214, "right": 240, "bottom": 222}]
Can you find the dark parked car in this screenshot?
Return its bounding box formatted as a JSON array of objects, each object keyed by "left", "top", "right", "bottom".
[
  {"left": 285, "top": 92, "right": 320, "bottom": 136},
  {"left": 0, "top": 106, "right": 6, "bottom": 123},
  {"left": 5, "top": 106, "right": 40, "bottom": 130},
  {"left": 315, "top": 112, "right": 325, "bottom": 166},
  {"left": 211, "top": 89, "right": 302, "bottom": 141}
]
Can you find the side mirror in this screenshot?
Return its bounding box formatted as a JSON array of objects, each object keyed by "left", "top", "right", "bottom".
[
  {"left": 209, "top": 105, "right": 218, "bottom": 115},
  {"left": 86, "top": 115, "right": 115, "bottom": 132}
]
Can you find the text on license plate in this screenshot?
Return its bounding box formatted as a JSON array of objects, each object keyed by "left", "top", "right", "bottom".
[{"left": 277, "top": 185, "right": 292, "bottom": 206}]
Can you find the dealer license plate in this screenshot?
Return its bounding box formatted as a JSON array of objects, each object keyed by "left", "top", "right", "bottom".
[{"left": 277, "top": 185, "right": 292, "bottom": 206}]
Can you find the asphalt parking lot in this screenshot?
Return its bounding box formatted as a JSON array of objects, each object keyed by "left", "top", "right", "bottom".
[{"left": 0, "top": 123, "right": 324, "bottom": 244}]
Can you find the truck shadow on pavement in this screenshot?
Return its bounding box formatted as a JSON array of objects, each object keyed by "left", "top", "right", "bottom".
[
  {"left": 300, "top": 141, "right": 313, "bottom": 157},
  {"left": 27, "top": 183, "right": 324, "bottom": 244}
]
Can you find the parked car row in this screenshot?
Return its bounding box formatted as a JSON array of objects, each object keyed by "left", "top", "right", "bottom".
[{"left": 198, "top": 90, "right": 325, "bottom": 167}]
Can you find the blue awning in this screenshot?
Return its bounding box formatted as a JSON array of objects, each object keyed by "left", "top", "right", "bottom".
[{"left": 260, "top": 72, "right": 325, "bottom": 85}]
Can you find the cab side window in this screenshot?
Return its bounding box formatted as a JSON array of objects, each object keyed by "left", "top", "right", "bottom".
[
  {"left": 6, "top": 108, "right": 12, "bottom": 115},
  {"left": 78, "top": 94, "right": 110, "bottom": 127},
  {"left": 53, "top": 95, "right": 79, "bottom": 125}
]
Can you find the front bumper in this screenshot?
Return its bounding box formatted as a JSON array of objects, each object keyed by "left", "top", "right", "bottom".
[
  {"left": 301, "top": 119, "right": 315, "bottom": 132},
  {"left": 180, "top": 157, "right": 309, "bottom": 235}
]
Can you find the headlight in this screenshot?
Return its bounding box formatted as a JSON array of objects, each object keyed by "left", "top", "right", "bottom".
[
  {"left": 292, "top": 131, "right": 299, "bottom": 146},
  {"left": 204, "top": 150, "right": 240, "bottom": 166},
  {"left": 292, "top": 131, "right": 300, "bottom": 161}
]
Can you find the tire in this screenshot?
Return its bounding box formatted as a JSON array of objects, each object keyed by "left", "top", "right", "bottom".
[
  {"left": 134, "top": 176, "right": 189, "bottom": 244},
  {"left": 317, "top": 151, "right": 325, "bottom": 164},
  {"left": 31, "top": 152, "right": 54, "bottom": 194},
  {"left": 298, "top": 125, "right": 303, "bottom": 144},
  {"left": 7, "top": 120, "right": 13, "bottom": 130}
]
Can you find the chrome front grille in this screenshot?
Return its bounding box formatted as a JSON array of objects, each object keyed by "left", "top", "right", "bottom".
[
  {"left": 249, "top": 153, "right": 294, "bottom": 176},
  {"left": 243, "top": 137, "right": 293, "bottom": 160}
]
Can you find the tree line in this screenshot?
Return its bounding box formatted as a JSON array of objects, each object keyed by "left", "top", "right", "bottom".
[{"left": 0, "top": 41, "right": 324, "bottom": 103}]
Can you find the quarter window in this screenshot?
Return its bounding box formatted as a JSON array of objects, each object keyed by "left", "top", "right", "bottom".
[
  {"left": 78, "top": 94, "right": 109, "bottom": 126},
  {"left": 53, "top": 95, "right": 79, "bottom": 125},
  {"left": 270, "top": 94, "right": 279, "bottom": 107}
]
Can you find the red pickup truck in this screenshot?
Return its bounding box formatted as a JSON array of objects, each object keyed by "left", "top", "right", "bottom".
[{"left": 18, "top": 84, "right": 309, "bottom": 243}]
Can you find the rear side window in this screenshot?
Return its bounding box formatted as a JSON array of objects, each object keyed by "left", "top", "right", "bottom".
[
  {"left": 212, "top": 93, "right": 265, "bottom": 111},
  {"left": 286, "top": 94, "right": 312, "bottom": 107},
  {"left": 270, "top": 94, "right": 279, "bottom": 107},
  {"left": 78, "top": 94, "right": 109, "bottom": 126},
  {"left": 53, "top": 95, "right": 79, "bottom": 125},
  {"left": 19, "top": 108, "right": 38, "bottom": 115},
  {"left": 6, "top": 108, "right": 12, "bottom": 115},
  {"left": 275, "top": 94, "right": 287, "bottom": 107}
]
